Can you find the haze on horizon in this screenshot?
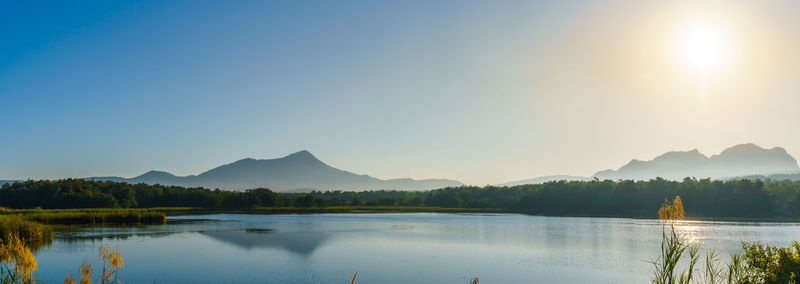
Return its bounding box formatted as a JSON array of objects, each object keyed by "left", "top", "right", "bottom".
[{"left": 3, "top": 0, "right": 800, "bottom": 186}]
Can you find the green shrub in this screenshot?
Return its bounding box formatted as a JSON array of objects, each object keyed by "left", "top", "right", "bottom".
[{"left": 738, "top": 241, "right": 800, "bottom": 283}]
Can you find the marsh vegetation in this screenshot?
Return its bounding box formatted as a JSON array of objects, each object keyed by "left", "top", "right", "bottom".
[
  {"left": 0, "top": 215, "right": 129, "bottom": 284},
  {"left": 0, "top": 216, "right": 51, "bottom": 283},
  {"left": 651, "top": 196, "right": 800, "bottom": 284},
  {"left": 1, "top": 208, "right": 166, "bottom": 226}
]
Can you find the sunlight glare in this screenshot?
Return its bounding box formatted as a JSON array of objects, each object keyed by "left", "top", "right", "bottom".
[{"left": 679, "top": 22, "right": 728, "bottom": 74}]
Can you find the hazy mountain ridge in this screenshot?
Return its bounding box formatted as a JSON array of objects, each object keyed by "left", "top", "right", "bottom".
[
  {"left": 13, "top": 143, "right": 800, "bottom": 190},
  {"left": 735, "top": 173, "right": 800, "bottom": 181},
  {"left": 498, "top": 175, "right": 591, "bottom": 187},
  {"left": 0, "top": 180, "right": 19, "bottom": 186},
  {"left": 593, "top": 143, "right": 799, "bottom": 180},
  {"left": 496, "top": 143, "right": 800, "bottom": 186},
  {"left": 87, "top": 150, "right": 463, "bottom": 192}
]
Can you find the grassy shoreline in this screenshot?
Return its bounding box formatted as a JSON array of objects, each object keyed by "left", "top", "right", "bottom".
[
  {"left": 0, "top": 206, "right": 507, "bottom": 226},
  {"left": 5, "top": 206, "right": 800, "bottom": 224},
  {"left": 0, "top": 208, "right": 167, "bottom": 225}
]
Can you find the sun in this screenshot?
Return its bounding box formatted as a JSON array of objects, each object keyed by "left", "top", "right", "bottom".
[{"left": 678, "top": 22, "right": 729, "bottom": 73}]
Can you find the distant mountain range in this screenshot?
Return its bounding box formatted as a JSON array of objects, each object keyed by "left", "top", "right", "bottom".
[
  {"left": 498, "top": 175, "right": 591, "bottom": 187},
  {"left": 5, "top": 143, "right": 800, "bottom": 191},
  {"left": 88, "top": 150, "right": 463, "bottom": 192},
  {"left": 497, "top": 143, "right": 800, "bottom": 186},
  {"left": 593, "top": 143, "right": 799, "bottom": 180}
]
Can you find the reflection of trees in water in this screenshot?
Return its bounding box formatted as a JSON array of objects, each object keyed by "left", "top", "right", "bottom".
[
  {"left": 56, "top": 228, "right": 332, "bottom": 256},
  {"left": 202, "top": 230, "right": 331, "bottom": 255},
  {"left": 54, "top": 218, "right": 231, "bottom": 244},
  {"left": 59, "top": 231, "right": 179, "bottom": 242}
]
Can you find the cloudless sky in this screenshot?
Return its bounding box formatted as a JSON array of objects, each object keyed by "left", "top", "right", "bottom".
[{"left": 3, "top": 0, "right": 800, "bottom": 185}]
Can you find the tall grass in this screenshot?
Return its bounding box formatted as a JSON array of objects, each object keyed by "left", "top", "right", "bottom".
[
  {"left": 649, "top": 225, "right": 699, "bottom": 284},
  {"left": 62, "top": 245, "right": 125, "bottom": 284},
  {"left": 0, "top": 216, "right": 53, "bottom": 250},
  {"left": 24, "top": 210, "right": 166, "bottom": 225},
  {"left": 0, "top": 209, "right": 167, "bottom": 225},
  {"left": 0, "top": 216, "right": 54, "bottom": 284}
]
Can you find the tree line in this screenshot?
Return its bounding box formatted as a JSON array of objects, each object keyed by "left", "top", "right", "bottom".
[{"left": 4, "top": 178, "right": 800, "bottom": 218}]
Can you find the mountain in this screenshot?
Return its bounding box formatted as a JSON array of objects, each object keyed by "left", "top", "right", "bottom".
[
  {"left": 88, "top": 150, "right": 463, "bottom": 192},
  {"left": 497, "top": 143, "right": 800, "bottom": 185},
  {"left": 593, "top": 143, "right": 800, "bottom": 180},
  {"left": 498, "top": 175, "right": 591, "bottom": 187},
  {"left": 0, "top": 180, "right": 19, "bottom": 186},
  {"left": 737, "top": 173, "right": 800, "bottom": 182}
]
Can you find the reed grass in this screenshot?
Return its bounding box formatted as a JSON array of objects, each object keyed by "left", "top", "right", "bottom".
[
  {"left": 0, "top": 216, "right": 53, "bottom": 284},
  {"left": 0, "top": 209, "right": 167, "bottom": 225},
  {"left": 643, "top": 223, "right": 800, "bottom": 284},
  {"left": 648, "top": 225, "right": 699, "bottom": 284},
  {"left": 23, "top": 211, "right": 166, "bottom": 225},
  {"left": 0, "top": 216, "right": 53, "bottom": 250}
]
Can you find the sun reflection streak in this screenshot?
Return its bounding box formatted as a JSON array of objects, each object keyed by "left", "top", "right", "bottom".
[{"left": 669, "top": 220, "right": 704, "bottom": 245}]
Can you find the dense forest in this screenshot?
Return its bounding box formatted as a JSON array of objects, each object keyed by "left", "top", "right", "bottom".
[{"left": 3, "top": 178, "right": 800, "bottom": 218}]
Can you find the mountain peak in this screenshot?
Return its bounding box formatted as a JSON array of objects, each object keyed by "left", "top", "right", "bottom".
[
  {"left": 720, "top": 143, "right": 763, "bottom": 154},
  {"left": 102, "top": 150, "right": 461, "bottom": 192},
  {"left": 136, "top": 170, "right": 176, "bottom": 179},
  {"left": 283, "top": 150, "right": 321, "bottom": 162},
  {"left": 714, "top": 144, "right": 792, "bottom": 159},
  {"left": 286, "top": 150, "right": 314, "bottom": 158},
  {"left": 655, "top": 149, "right": 707, "bottom": 159}
]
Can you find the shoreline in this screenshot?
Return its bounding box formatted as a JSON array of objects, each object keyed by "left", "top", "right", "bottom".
[{"left": 6, "top": 207, "right": 800, "bottom": 225}]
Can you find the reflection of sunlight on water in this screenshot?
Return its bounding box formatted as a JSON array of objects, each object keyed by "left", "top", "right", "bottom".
[
  {"left": 670, "top": 221, "right": 703, "bottom": 245},
  {"left": 37, "top": 213, "right": 800, "bottom": 284}
]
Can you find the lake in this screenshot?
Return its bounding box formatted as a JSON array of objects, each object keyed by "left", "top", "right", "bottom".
[{"left": 32, "top": 213, "right": 800, "bottom": 283}]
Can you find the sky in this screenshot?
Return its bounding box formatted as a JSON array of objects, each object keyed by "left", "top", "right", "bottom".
[{"left": 3, "top": 0, "right": 800, "bottom": 185}]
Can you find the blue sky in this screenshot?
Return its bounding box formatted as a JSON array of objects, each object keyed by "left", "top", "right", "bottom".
[{"left": 3, "top": 1, "right": 800, "bottom": 184}]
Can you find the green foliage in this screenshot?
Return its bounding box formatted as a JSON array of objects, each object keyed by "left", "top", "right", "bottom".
[
  {"left": 727, "top": 252, "right": 747, "bottom": 284},
  {"left": 738, "top": 241, "right": 800, "bottom": 283},
  {"left": 377, "top": 197, "right": 395, "bottom": 206},
  {"left": 295, "top": 194, "right": 313, "bottom": 207},
  {"left": 5, "top": 178, "right": 800, "bottom": 219},
  {"left": 0, "top": 179, "right": 281, "bottom": 210},
  {"left": 702, "top": 250, "right": 725, "bottom": 284},
  {"left": 513, "top": 178, "right": 778, "bottom": 218}
]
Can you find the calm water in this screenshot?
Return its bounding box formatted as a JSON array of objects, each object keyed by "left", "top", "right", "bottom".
[{"left": 31, "top": 213, "right": 800, "bottom": 283}]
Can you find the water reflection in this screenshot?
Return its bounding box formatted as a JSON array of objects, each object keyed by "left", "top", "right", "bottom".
[
  {"left": 202, "top": 230, "right": 331, "bottom": 255},
  {"left": 59, "top": 231, "right": 178, "bottom": 241},
  {"left": 673, "top": 223, "right": 703, "bottom": 244},
  {"left": 29, "top": 213, "right": 800, "bottom": 284}
]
